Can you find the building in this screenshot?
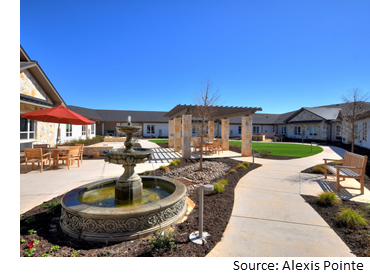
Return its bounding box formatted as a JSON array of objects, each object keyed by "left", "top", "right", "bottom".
[
  {"left": 20, "top": 46, "right": 66, "bottom": 150},
  {"left": 20, "top": 46, "right": 96, "bottom": 149}
]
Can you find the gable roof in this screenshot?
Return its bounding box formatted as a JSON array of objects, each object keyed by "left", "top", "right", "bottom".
[{"left": 20, "top": 45, "right": 66, "bottom": 107}]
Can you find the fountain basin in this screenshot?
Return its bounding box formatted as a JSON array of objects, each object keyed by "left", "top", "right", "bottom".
[{"left": 60, "top": 176, "right": 187, "bottom": 242}]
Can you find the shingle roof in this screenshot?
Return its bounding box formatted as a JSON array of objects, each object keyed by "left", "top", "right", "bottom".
[
  {"left": 68, "top": 105, "right": 170, "bottom": 123},
  {"left": 304, "top": 107, "right": 341, "bottom": 120},
  {"left": 228, "top": 113, "right": 280, "bottom": 124}
]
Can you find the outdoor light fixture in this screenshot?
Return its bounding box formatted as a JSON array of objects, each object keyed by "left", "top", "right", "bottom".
[
  {"left": 189, "top": 183, "right": 214, "bottom": 244},
  {"left": 252, "top": 148, "right": 258, "bottom": 165}
]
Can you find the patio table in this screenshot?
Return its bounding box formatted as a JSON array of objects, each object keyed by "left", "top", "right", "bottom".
[{"left": 42, "top": 146, "right": 70, "bottom": 168}]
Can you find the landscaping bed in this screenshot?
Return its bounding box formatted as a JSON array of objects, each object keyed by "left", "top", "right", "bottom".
[
  {"left": 301, "top": 195, "right": 370, "bottom": 257},
  {"left": 20, "top": 158, "right": 261, "bottom": 257},
  {"left": 301, "top": 165, "right": 370, "bottom": 257}
]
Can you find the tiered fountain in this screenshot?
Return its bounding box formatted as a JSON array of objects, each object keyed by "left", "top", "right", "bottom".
[{"left": 60, "top": 117, "right": 187, "bottom": 242}]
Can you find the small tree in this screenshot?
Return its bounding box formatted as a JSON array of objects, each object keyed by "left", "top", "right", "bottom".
[
  {"left": 341, "top": 88, "right": 369, "bottom": 152},
  {"left": 192, "top": 77, "right": 220, "bottom": 170}
]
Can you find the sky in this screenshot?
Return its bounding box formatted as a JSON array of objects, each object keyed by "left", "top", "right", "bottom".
[{"left": 17, "top": 0, "right": 370, "bottom": 114}]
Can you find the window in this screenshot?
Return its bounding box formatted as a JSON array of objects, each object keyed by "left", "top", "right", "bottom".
[
  {"left": 238, "top": 126, "right": 241, "bottom": 134},
  {"left": 147, "top": 125, "right": 155, "bottom": 134},
  {"left": 20, "top": 116, "right": 35, "bottom": 140},
  {"left": 230, "top": 130, "right": 233, "bottom": 136},
  {"left": 309, "top": 126, "right": 317, "bottom": 136},
  {"left": 336, "top": 125, "right": 341, "bottom": 136},
  {"left": 281, "top": 126, "right": 286, "bottom": 135},
  {"left": 192, "top": 125, "right": 196, "bottom": 134},
  {"left": 363, "top": 122, "right": 367, "bottom": 141},
  {"left": 253, "top": 126, "right": 260, "bottom": 134},
  {"left": 66, "top": 124, "right": 72, "bottom": 137},
  {"left": 294, "top": 126, "right": 301, "bottom": 136},
  {"left": 82, "top": 125, "right": 86, "bottom": 136},
  {"left": 91, "top": 124, "right": 95, "bottom": 135}
]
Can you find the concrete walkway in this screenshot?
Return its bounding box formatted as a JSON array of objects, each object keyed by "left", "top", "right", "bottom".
[
  {"left": 207, "top": 145, "right": 370, "bottom": 257},
  {"left": 20, "top": 141, "right": 370, "bottom": 256}
]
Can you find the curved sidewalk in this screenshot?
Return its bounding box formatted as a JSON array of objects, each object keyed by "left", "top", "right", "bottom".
[{"left": 207, "top": 145, "right": 370, "bottom": 257}]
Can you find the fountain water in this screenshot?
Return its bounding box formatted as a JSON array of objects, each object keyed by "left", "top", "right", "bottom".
[{"left": 60, "top": 117, "right": 187, "bottom": 242}]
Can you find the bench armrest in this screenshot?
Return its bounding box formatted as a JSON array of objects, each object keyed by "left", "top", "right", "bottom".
[
  {"left": 334, "top": 165, "right": 363, "bottom": 169},
  {"left": 323, "top": 158, "right": 343, "bottom": 162},
  {"left": 42, "top": 153, "right": 51, "bottom": 158}
]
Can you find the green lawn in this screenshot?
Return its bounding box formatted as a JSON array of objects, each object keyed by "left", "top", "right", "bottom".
[
  {"left": 148, "top": 139, "right": 169, "bottom": 143},
  {"left": 229, "top": 141, "right": 323, "bottom": 158}
]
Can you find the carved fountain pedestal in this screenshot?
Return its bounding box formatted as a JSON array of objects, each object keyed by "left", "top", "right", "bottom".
[{"left": 104, "top": 123, "right": 152, "bottom": 201}]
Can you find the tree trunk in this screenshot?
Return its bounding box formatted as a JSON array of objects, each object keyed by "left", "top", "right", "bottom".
[{"left": 200, "top": 121, "right": 204, "bottom": 170}]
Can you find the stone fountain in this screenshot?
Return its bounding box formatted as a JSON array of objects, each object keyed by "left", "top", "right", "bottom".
[{"left": 60, "top": 116, "right": 187, "bottom": 242}]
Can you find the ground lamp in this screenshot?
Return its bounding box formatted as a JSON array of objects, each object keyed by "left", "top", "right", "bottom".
[{"left": 189, "top": 184, "right": 214, "bottom": 244}]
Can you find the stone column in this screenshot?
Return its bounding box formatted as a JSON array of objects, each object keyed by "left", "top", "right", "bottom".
[
  {"left": 221, "top": 119, "right": 229, "bottom": 150},
  {"left": 168, "top": 119, "right": 175, "bottom": 148},
  {"left": 208, "top": 120, "right": 215, "bottom": 142},
  {"left": 174, "top": 118, "right": 182, "bottom": 152},
  {"left": 182, "top": 114, "right": 192, "bottom": 158},
  {"left": 241, "top": 116, "right": 252, "bottom": 156}
]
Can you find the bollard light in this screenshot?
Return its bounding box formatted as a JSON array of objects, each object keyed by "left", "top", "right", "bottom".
[
  {"left": 252, "top": 149, "right": 258, "bottom": 165},
  {"left": 189, "top": 184, "right": 214, "bottom": 244}
]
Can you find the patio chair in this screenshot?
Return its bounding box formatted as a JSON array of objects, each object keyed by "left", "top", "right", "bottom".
[
  {"left": 57, "top": 146, "right": 80, "bottom": 169},
  {"left": 75, "top": 144, "right": 84, "bottom": 164},
  {"left": 24, "top": 148, "right": 51, "bottom": 173},
  {"left": 212, "top": 141, "right": 220, "bottom": 154},
  {"left": 194, "top": 142, "right": 202, "bottom": 153}
]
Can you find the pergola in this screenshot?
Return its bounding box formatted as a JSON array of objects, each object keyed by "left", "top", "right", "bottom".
[{"left": 164, "top": 104, "right": 262, "bottom": 158}]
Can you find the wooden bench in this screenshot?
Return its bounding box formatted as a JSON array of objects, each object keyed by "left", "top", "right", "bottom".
[{"left": 324, "top": 151, "right": 368, "bottom": 194}]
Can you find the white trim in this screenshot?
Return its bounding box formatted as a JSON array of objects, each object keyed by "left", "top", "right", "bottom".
[{"left": 20, "top": 99, "right": 53, "bottom": 109}]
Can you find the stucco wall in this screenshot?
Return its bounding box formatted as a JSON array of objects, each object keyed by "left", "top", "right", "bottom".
[
  {"left": 353, "top": 118, "right": 370, "bottom": 149},
  {"left": 57, "top": 123, "right": 96, "bottom": 144},
  {"left": 143, "top": 123, "right": 169, "bottom": 137}
]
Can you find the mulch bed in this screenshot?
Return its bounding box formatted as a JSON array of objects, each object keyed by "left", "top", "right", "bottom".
[
  {"left": 20, "top": 158, "right": 261, "bottom": 257},
  {"left": 301, "top": 195, "right": 370, "bottom": 257},
  {"left": 300, "top": 165, "right": 370, "bottom": 257}
]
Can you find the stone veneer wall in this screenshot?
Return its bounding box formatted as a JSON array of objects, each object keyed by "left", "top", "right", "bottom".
[
  {"left": 20, "top": 70, "right": 53, "bottom": 104},
  {"left": 287, "top": 110, "right": 328, "bottom": 140},
  {"left": 20, "top": 103, "right": 56, "bottom": 147}
]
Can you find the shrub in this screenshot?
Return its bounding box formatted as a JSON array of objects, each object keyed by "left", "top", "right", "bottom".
[
  {"left": 313, "top": 164, "right": 325, "bottom": 173},
  {"left": 260, "top": 149, "right": 272, "bottom": 158},
  {"left": 169, "top": 161, "right": 178, "bottom": 166},
  {"left": 337, "top": 208, "right": 368, "bottom": 227},
  {"left": 50, "top": 245, "right": 60, "bottom": 252},
  {"left": 228, "top": 169, "right": 236, "bottom": 174},
  {"left": 236, "top": 164, "right": 246, "bottom": 170},
  {"left": 173, "top": 159, "right": 182, "bottom": 164},
  {"left": 42, "top": 200, "right": 61, "bottom": 209},
  {"left": 144, "top": 170, "right": 151, "bottom": 175},
  {"left": 243, "top": 161, "right": 250, "bottom": 167},
  {"left": 148, "top": 227, "right": 178, "bottom": 252},
  {"left": 160, "top": 166, "right": 170, "bottom": 173},
  {"left": 316, "top": 192, "right": 340, "bottom": 206},
  {"left": 212, "top": 183, "right": 225, "bottom": 194},
  {"left": 218, "top": 179, "right": 228, "bottom": 186},
  {"left": 25, "top": 215, "right": 35, "bottom": 224}
]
